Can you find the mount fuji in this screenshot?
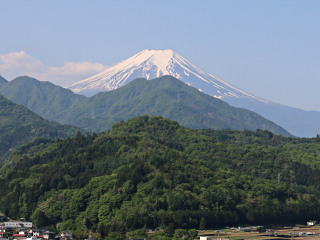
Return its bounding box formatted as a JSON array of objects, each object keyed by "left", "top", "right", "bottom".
[
  {"left": 67, "top": 49, "right": 266, "bottom": 103},
  {"left": 67, "top": 49, "right": 320, "bottom": 137}
]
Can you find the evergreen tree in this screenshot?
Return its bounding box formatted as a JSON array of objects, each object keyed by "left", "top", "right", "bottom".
[
  {"left": 199, "top": 217, "right": 206, "bottom": 230},
  {"left": 165, "top": 223, "right": 175, "bottom": 237},
  {"left": 31, "top": 210, "right": 50, "bottom": 228}
]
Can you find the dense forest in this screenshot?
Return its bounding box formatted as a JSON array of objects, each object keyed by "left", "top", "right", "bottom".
[
  {"left": 1, "top": 116, "right": 320, "bottom": 239},
  {"left": 0, "top": 94, "right": 84, "bottom": 164}
]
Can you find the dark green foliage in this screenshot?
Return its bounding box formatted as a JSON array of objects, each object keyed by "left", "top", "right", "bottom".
[
  {"left": 0, "top": 76, "right": 292, "bottom": 136},
  {"left": 165, "top": 223, "right": 175, "bottom": 237},
  {"left": 199, "top": 217, "right": 206, "bottom": 230},
  {"left": 32, "top": 209, "right": 51, "bottom": 228},
  {"left": 0, "top": 94, "right": 84, "bottom": 164},
  {"left": 1, "top": 116, "right": 320, "bottom": 236}
]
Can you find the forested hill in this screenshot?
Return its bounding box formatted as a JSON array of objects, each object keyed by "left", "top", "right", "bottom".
[
  {"left": 0, "top": 94, "right": 84, "bottom": 164},
  {"left": 0, "top": 76, "right": 87, "bottom": 117},
  {"left": 0, "top": 75, "right": 292, "bottom": 136},
  {"left": 1, "top": 116, "right": 320, "bottom": 239},
  {"left": 0, "top": 75, "right": 8, "bottom": 88}
]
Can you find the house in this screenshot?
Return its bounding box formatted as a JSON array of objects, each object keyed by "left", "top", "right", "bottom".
[
  {"left": 12, "top": 233, "right": 27, "bottom": 240},
  {"left": 0, "top": 227, "right": 8, "bottom": 232},
  {"left": 20, "top": 228, "right": 33, "bottom": 236},
  {"left": 307, "top": 222, "right": 316, "bottom": 226},
  {"left": 19, "top": 230, "right": 27, "bottom": 235},
  {"left": 33, "top": 230, "right": 47, "bottom": 237},
  {"left": 238, "top": 227, "right": 251, "bottom": 232},
  {"left": 26, "top": 237, "right": 38, "bottom": 240},
  {"left": 0, "top": 232, "right": 12, "bottom": 238},
  {"left": 4, "top": 221, "right": 32, "bottom": 228},
  {"left": 200, "top": 237, "right": 212, "bottom": 240},
  {"left": 0, "top": 226, "right": 12, "bottom": 239},
  {"left": 284, "top": 225, "right": 293, "bottom": 229},
  {"left": 43, "top": 232, "right": 55, "bottom": 240},
  {"left": 252, "top": 226, "right": 265, "bottom": 232},
  {"left": 60, "top": 231, "right": 72, "bottom": 240}
]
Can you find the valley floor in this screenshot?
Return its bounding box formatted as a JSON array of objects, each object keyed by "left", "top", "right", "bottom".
[{"left": 198, "top": 225, "right": 320, "bottom": 240}]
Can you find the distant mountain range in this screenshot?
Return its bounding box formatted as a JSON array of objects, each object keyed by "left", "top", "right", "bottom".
[
  {"left": 66, "top": 49, "right": 320, "bottom": 137},
  {"left": 0, "top": 75, "right": 291, "bottom": 136},
  {"left": 0, "top": 94, "right": 83, "bottom": 164}
]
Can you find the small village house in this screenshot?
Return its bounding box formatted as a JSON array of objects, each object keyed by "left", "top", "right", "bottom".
[
  {"left": 200, "top": 237, "right": 212, "bottom": 240},
  {"left": 307, "top": 222, "right": 316, "bottom": 226},
  {"left": 252, "top": 226, "right": 265, "bottom": 232},
  {"left": 0, "top": 232, "right": 12, "bottom": 238},
  {"left": 61, "top": 231, "right": 72, "bottom": 240},
  {"left": 238, "top": 226, "right": 251, "bottom": 232},
  {"left": 19, "top": 230, "right": 28, "bottom": 235},
  {"left": 33, "top": 229, "right": 46, "bottom": 237},
  {"left": 43, "top": 231, "right": 56, "bottom": 240},
  {"left": 13, "top": 233, "right": 28, "bottom": 240}
]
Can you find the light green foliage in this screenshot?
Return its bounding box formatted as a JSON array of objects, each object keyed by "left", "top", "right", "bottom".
[
  {"left": 126, "top": 229, "right": 147, "bottom": 239},
  {"left": 174, "top": 229, "right": 188, "bottom": 239},
  {"left": 188, "top": 229, "right": 198, "bottom": 239},
  {"left": 106, "top": 232, "right": 122, "bottom": 240}
]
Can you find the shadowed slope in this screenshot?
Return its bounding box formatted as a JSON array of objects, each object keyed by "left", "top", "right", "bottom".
[
  {"left": 0, "top": 94, "right": 84, "bottom": 164},
  {"left": 0, "top": 75, "right": 8, "bottom": 88}
]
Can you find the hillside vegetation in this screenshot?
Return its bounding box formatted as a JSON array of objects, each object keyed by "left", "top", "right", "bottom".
[
  {"left": 0, "top": 116, "right": 320, "bottom": 239},
  {"left": 0, "top": 75, "right": 292, "bottom": 136},
  {"left": 0, "top": 94, "right": 84, "bottom": 164},
  {"left": 0, "top": 75, "right": 8, "bottom": 88}
]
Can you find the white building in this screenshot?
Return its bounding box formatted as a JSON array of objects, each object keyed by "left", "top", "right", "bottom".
[
  {"left": 200, "top": 237, "right": 212, "bottom": 240},
  {"left": 4, "top": 221, "right": 32, "bottom": 228}
]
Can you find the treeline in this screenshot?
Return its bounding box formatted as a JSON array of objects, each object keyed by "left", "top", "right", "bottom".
[{"left": 1, "top": 115, "right": 320, "bottom": 239}]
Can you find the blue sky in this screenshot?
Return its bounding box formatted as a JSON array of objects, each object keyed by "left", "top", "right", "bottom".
[{"left": 1, "top": 0, "right": 319, "bottom": 111}]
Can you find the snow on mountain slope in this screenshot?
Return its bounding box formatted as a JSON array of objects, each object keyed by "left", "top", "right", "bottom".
[{"left": 66, "top": 49, "right": 268, "bottom": 104}]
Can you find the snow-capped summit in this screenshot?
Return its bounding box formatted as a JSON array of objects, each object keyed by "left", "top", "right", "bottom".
[{"left": 67, "top": 49, "right": 267, "bottom": 103}]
